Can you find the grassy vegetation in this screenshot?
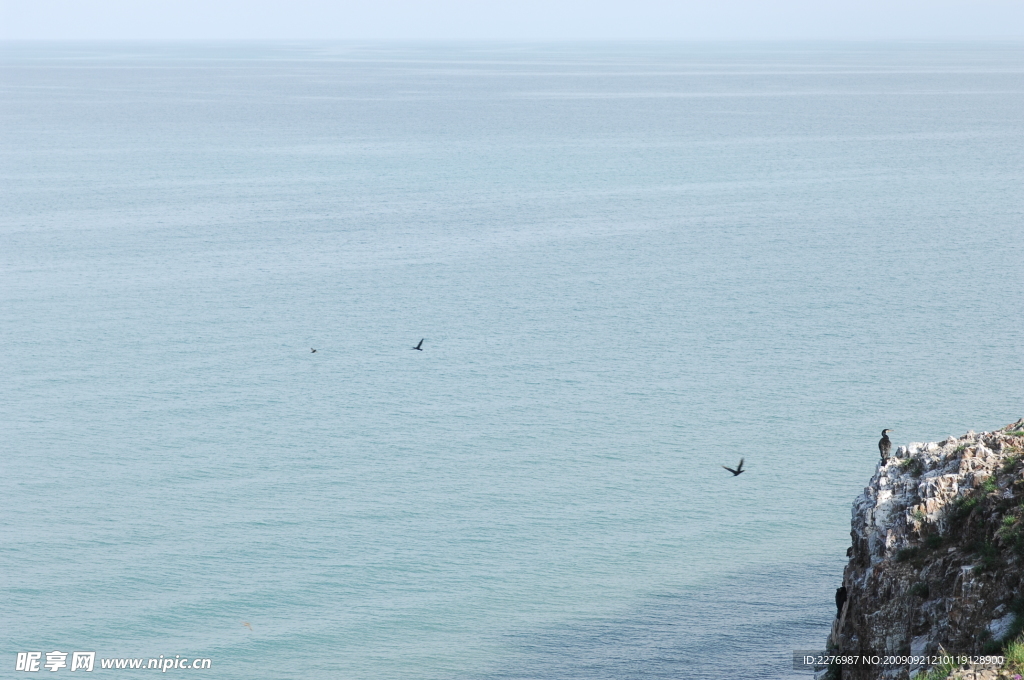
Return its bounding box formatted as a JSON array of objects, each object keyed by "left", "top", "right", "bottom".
[
  {"left": 1003, "top": 601, "right": 1024, "bottom": 649},
  {"left": 902, "top": 457, "right": 925, "bottom": 477},
  {"left": 973, "top": 540, "right": 999, "bottom": 572},
  {"left": 918, "top": 657, "right": 956, "bottom": 679},
  {"left": 980, "top": 627, "right": 1004, "bottom": 655},
  {"left": 909, "top": 581, "right": 929, "bottom": 598},
  {"left": 949, "top": 494, "right": 981, "bottom": 523},
  {"left": 994, "top": 506, "right": 1024, "bottom": 556},
  {"left": 944, "top": 477, "right": 1024, "bottom": 571},
  {"left": 1004, "top": 634, "right": 1024, "bottom": 674}
]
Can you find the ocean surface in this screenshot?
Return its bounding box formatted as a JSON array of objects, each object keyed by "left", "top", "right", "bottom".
[{"left": 2, "top": 41, "right": 1023, "bottom": 679}]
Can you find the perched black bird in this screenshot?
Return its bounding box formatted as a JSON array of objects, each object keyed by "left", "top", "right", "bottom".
[
  {"left": 311, "top": 348, "right": 317, "bottom": 353},
  {"left": 722, "top": 458, "right": 745, "bottom": 476},
  {"left": 879, "top": 429, "right": 892, "bottom": 461},
  {"left": 412, "top": 339, "right": 424, "bottom": 351},
  {"left": 835, "top": 586, "right": 848, "bottom": 617}
]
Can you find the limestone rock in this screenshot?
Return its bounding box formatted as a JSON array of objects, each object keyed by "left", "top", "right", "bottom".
[{"left": 828, "top": 419, "right": 1024, "bottom": 680}]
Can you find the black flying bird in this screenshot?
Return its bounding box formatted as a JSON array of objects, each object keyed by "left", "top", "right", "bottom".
[{"left": 722, "top": 458, "right": 745, "bottom": 476}]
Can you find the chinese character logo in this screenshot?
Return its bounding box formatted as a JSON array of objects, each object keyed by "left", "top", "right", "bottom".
[
  {"left": 15, "top": 652, "right": 41, "bottom": 672},
  {"left": 70, "top": 652, "right": 95, "bottom": 672},
  {"left": 44, "top": 651, "right": 68, "bottom": 672}
]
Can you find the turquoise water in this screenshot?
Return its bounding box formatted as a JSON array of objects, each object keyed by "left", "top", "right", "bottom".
[{"left": 2, "top": 42, "right": 1023, "bottom": 679}]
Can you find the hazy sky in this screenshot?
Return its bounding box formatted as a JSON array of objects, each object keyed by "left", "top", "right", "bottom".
[{"left": 1, "top": 0, "right": 1023, "bottom": 40}]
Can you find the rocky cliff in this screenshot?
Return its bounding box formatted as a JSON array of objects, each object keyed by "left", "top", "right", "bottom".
[{"left": 828, "top": 419, "right": 1024, "bottom": 680}]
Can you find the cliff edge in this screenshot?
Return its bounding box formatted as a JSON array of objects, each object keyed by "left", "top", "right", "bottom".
[{"left": 829, "top": 419, "right": 1024, "bottom": 680}]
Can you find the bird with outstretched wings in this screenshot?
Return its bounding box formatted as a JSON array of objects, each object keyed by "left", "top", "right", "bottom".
[{"left": 722, "top": 458, "right": 745, "bottom": 476}]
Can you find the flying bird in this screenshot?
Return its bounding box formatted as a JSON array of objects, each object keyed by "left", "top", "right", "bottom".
[
  {"left": 879, "top": 429, "right": 892, "bottom": 460},
  {"left": 722, "top": 458, "right": 745, "bottom": 476},
  {"left": 243, "top": 622, "right": 253, "bottom": 631},
  {"left": 412, "top": 339, "right": 424, "bottom": 351},
  {"left": 311, "top": 348, "right": 317, "bottom": 353}
]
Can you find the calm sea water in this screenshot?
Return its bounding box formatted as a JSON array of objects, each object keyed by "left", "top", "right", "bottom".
[{"left": 2, "top": 41, "right": 1023, "bottom": 679}]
